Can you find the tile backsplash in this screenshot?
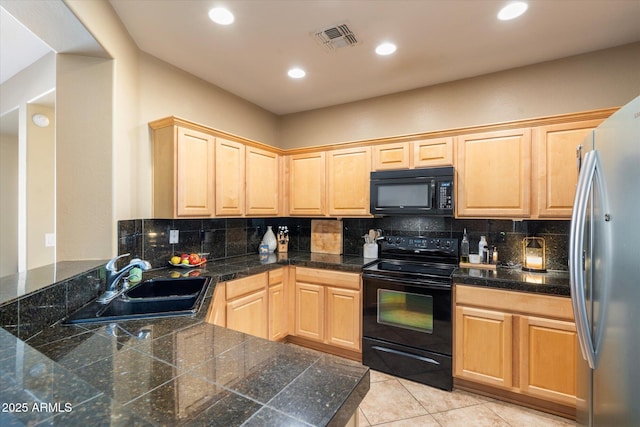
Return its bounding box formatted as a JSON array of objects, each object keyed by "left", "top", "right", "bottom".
[{"left": 119, "top": 217, "right": 570, "bottom": 271}]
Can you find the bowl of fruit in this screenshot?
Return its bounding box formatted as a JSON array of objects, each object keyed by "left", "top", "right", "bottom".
[{"left": 169, "top": 253, "right": 208, "bottom": 268}]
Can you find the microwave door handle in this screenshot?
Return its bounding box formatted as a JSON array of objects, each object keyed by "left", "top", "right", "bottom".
[
  {"left": 430, "top": 180, "right": 436, "bottom": 209},
  {"left": 569, "top": 150, "right": 599, "bottom": 369}
]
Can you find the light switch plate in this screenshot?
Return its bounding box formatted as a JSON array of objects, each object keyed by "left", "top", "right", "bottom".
[
  {"left": 45, "top": 233, "right": 56, "bottom": 247},
  {"left": 169, "top": 229, "right": 179, "bottom": 244}
]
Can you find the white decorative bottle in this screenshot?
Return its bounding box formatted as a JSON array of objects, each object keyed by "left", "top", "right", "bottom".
[
  {"left": 262, "top": 226, "right": 277, "bottom": 253},
  {"left": 478, "top": 236, "right": 488, "bottom": 263}
]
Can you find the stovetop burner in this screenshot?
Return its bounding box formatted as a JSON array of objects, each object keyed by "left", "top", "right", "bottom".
[{"left": 363, "top": 235, "right": 459, "bottom": 284}]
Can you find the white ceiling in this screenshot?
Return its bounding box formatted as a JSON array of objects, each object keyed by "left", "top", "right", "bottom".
[
  {"left": 0, "top": 7, "right": 51, "bottom": 85},
  {"left": 110, "top": 0, "right": 640, "bottom": 115}
]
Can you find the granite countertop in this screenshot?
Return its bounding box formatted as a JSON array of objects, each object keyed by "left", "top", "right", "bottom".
[
  {"left": 0, "top": 260, "right": 108, "bottom": 306},
  {"left": 453, "top": 266, "right": 571, "bottom": 297},
  {"left": 0, "top": 252, "right": 371, "bottom": 426}
]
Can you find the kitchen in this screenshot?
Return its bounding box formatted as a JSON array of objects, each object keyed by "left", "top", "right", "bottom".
[{"left": 1, "top": 1, "right": 640, "bottom": 426}]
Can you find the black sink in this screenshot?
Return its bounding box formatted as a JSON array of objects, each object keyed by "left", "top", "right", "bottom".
[
  {"left": 125, "top": 277, "right": 206, "bottom": 299},
  {"left": 63, "top": 276, "right": 211, "bottom": 324}
]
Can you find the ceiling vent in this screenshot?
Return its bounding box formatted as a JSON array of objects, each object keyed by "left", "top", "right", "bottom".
[{"left": 313, "top": 23, "right": 359, "bottom": 51}]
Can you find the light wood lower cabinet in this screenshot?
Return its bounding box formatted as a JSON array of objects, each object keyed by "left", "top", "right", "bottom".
[
  {"left": 293, "top": 267, "right": 361, "bottom": 353},
  {"left": 206, "top": 266, "right": 362, "bottom": 358},
  {"left": 295, "top": 282, "right": 325, "bottom": 341},
  {"left": 206, "top": 269, "right": 288, "bottom": 341},
  {"left": 519, "top": 316, "right": 577, "bottom": 406},
  {"left": 455, "top": 306, "right": 513, "bottom": 389},
  {"left": 226, "top": 288, "right": 268, "bottom": 339},
  {"left": 454, "top": 285, "right": 577, "bottom": 412}
]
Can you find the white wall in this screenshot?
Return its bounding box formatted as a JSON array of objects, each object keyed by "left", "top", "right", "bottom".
[
  {"left": 26, "top": 104, "right": 55, "bottom": 269},
  {"left": 56, "top": 54, "right": 113, "bottom": 261},
  {"left": 0, "top": 127, "right": 19, "bottom": 277},
  {"left": 279, "top": 42, "right": 640, "bottom": 149}
]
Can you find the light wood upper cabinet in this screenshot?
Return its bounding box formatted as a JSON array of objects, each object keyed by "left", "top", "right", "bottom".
[
  {"left": 152, "top": 125, "right": 215, "bottom": 218},
  {"left": 215, "top": 138, "right": 245, "bottom": 216},
  {"left": 288, "top": 152, "right": 326, "bottom": 216},
  {"left": 534, "top": 120, "right": 601, "bottom": 218},
  {"left": 456, "top": 128, "right": 532, "bottom": 218},
  {"left": 246, "top": 146, "right": 280, "bottom": 216},
  {"left": 327, "top": 146, "right": 371, "bottom": 216},
  {"left": 372, "top": 142, "right": 410, "bottom": 170},
  {"left": 412, "top": 137, "right": 454, "bottom": 168}
]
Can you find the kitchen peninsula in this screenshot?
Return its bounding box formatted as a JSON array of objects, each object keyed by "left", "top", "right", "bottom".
[{"left": 0, "top": 254, "right": 370, "bottom": 426}]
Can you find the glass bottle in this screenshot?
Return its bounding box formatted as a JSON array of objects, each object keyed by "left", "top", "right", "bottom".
[{"left": 460, "top": 228, "right": 470, "bottom": 263}]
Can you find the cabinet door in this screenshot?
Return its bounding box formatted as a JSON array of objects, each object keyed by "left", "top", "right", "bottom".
[
  {"left": 456, "top": 129, "right": 531, "bottom": 218},
  {"left": 215, "top": 138, "right": 245, "bottom": 216},
  {"left": 535, "top": 120, "right": 601, "bottom": 218},
  {"left": 372, "top": 142, "right": 410, "bottom": 170},
  {"left": 288, "top": 152, "right": 326, "bottom": 216},
  {"left": 268, "top": 269, "right": 288, "bottom": 341},
  {"left": 412, "top": 137, "right": 453, "bottom": 167},
  {"left": 226, "top": 289, "right": 268, "bottom": 339},
  {"left": 294, "top": 282, "right": 325, "bottom": 341},
  {"left": 454, "top": 306, "right": 513, "bottom": 388},
  {"left": 175, "top": 127, "right": 215, "bottom": 217},
  {"left": 327, "top": 146, "right": 371, "bottom": 216},
  {"left": 246, "top": 146, "right": 279, "bottom": 216},
  {"left": 520, "top": 316, "right": 577, "bottom": 406},
  {"left": 326, "top": 287, "right": 361, "bottom": 351}
]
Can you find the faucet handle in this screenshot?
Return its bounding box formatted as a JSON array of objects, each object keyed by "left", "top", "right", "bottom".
[{"left": 106, "top": 253, "right": 130, "bottom": 272}]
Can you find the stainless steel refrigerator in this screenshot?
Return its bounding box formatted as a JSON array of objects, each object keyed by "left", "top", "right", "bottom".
[{"left": 570, "top": 95, "right": 640, "bottom": 426}]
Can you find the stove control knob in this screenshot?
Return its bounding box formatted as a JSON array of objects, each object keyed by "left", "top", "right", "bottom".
[
  {"left": 445, "top": 240, "right": 452, "bottom": 248},
  {"left": 435, "top": 240, "right": 441, "bottom": 247},
  {"left": 395, "top": 237, "right": 402, "bottom": 244}
]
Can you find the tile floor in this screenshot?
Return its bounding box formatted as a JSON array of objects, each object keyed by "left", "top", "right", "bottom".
[{"left": 357, "top": 370, "right": 576, "bottom": 427}]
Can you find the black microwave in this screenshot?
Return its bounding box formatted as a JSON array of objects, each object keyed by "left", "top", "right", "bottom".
[{"left": 370, "top": 167, "right": 454, "bottom": 216}]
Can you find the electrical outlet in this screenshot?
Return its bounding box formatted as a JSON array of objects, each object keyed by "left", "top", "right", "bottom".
[
  {"left": 45, "top": 233, "right": 56, "bottom": 247},
  {"left": 169, "top": 229, "right": 179, "bottom": 244}
]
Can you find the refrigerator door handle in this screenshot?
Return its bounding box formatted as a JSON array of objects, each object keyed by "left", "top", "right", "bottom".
[
  {"left": 570, "top": 150, "right": 599, "bottom": 369},
  {"left": 576, "top": 144, "right": 583, "bottom": 173}
]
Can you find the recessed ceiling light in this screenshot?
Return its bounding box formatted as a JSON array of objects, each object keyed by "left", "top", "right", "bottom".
[
  {"left": 288, "top": 68, "right": 306, "bottom": 79},
  {"left": 497, "top": 1, "right": 528, "bottom": 21},
  {"left": 375, "top": 42, "right": 397, "bottom": 56},
  {"left": 208, "top": 7, "right": 234, "bottom": 25}
]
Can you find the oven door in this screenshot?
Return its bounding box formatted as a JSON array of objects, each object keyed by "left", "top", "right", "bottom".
[{"left": 362, "top": 274, "right": 452, "bottom": 356}]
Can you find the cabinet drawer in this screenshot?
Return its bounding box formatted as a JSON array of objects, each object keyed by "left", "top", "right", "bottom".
[
  {"left": 295, "top": 267, "right": 360, "bottom": 290},
  {"left": 268, "top": 268, "right": 284, "bottom": 286},
  {"left": 455, "top": 285, "right": 574, "bottom": 321},
  {"left": 226, "top": 272, "right": 267, "bottom": 300}
]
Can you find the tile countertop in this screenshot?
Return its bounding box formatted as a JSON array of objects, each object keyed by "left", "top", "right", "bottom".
[
  {"left": 453, "top": 266, "right": 571, "bottom": 297},
  {"left": 0, "top": 252, "right": 371, "bottom": 426}
]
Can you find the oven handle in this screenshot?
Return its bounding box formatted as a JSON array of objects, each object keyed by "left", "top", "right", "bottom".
[
  {"left": 372, "top": 345, "right": 440, "bottom": 366},
  {"left": 362, "top": 273, "right": 451, "bottom": 290}
]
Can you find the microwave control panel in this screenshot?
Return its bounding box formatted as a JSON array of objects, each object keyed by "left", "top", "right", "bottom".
[{"left": 438, "top": 181, "right": 453, "bottom": 210}]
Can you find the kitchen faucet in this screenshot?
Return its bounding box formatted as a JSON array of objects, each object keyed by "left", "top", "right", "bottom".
[{"left": 97, "top": 253, "right": 152, "bottom": 304}]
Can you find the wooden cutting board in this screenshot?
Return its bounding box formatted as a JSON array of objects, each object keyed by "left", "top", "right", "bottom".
[{"left": 311, "top": 220, "right": 343, "bottom": 254}]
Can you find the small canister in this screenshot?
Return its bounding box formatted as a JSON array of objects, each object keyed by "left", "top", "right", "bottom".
[{"left": 363, "top": 243, "right": 378, "bottom": 259}]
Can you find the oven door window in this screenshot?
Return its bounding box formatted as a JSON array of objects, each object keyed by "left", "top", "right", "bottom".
[{"left": 377, "top": 289, "right": 433, "bottom": 334}]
